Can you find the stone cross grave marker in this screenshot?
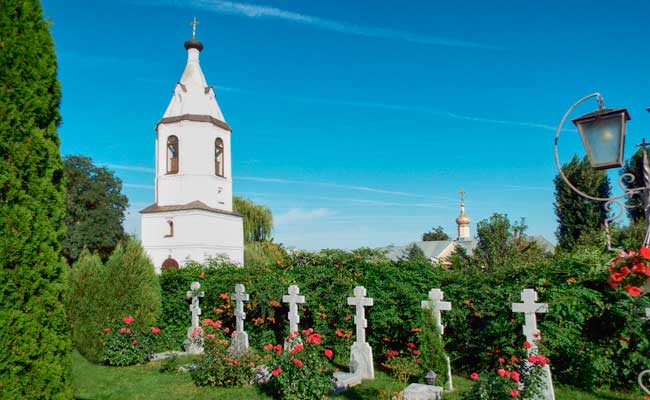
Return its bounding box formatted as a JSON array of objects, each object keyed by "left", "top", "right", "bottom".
[
  {"left": 186, "top": 281, "right": 205, "bottom": 354},
  {"left": 421, "top": 288, "right": 453, "bottom": 391},
  {"left": 646, "top": 307, "right": 650, "bottom": 319},
  {"left": 229, "top": 283, "right": 250, "bottom": 356},
  {"left": 512, "top": 288, "right": 548, "bottom": 355},
  {"left": 421, "top": 288, "right": 451, "bottom": 335},
  {"left": 348, "top": 286, "right": 374, "bottom": 379},
  {"left": 283, "top": 285, "right": 305, "bottom": 336},
  {"left": 512, "top": 288, "right": 555, "bottom": 400}
]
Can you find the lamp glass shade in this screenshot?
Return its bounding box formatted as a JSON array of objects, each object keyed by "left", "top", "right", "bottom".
[{"left": 572, "top": 108, "right": 629, "bottom": 170}]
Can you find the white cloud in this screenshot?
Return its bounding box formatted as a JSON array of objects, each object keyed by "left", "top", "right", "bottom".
[
  {"left": 237, "top": 176, "right": 423, "bottom": 197},
  {"left": 274, "top": 208, "right": 334, "bottom": 225},
  {"left": 105, "top": 163, "right": 155, "bottom": 173},
  {"left": 123, "top": 183, "right": 155, "bottom": 189},
  {"left": 147, "top": 0, "right": 498, "bottom": 49}
]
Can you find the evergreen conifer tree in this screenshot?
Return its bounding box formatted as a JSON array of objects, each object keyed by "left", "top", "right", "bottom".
[
  {"left": 554, "top": 155, "right": 611, "bottom": 251},
  {"left": 0, "top": 1, "right": 72, "bottom": 397}
]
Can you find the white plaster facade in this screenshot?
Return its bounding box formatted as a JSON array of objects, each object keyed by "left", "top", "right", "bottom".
[{"left": 141, "top": 36, "right": 244, "bottom": 272}]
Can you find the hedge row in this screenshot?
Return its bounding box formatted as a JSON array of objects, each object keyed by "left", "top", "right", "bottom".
[{"left": 160, "top": 246, "right": 650, "bottom": 391}]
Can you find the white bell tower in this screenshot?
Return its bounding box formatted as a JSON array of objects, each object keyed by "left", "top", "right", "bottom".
[
  {"left": 456, "top": 189, "right": 471, "bottom": 241},
  {"left": 140, "top": 20, "right": 244, "bottom": 272}
]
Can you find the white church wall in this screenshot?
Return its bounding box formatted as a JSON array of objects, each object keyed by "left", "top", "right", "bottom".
[
  {"left": 141, "top": 209, "right": 244, "bottom": 273},
  {"left": 156, "top": 121, "right": 233, "bottom": 211}
]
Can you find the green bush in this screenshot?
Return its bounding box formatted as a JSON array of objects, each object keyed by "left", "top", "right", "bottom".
[
  {"left": 66, "top": 239, "right": 163, "bottom": 362},
  {"left": 417, "top": 310, "right": 449, "bottom": 386},
  {"left": 190, "top": 321, "right": 262, "bottom": 387},
  {"left": 66, "top": 251, "right": 106, "bottom": 362},
  {"left": 0, "top": 0, "right": 72, "bottom": 397},
  {"left": 265, "top": 329, "right": 333, "bottom": 400},
  {"left": 102, "top": 316, "right": 162, "bottom": 366},
  {"left": 102, "top": 240, "right": 162, "bottom": 328}
]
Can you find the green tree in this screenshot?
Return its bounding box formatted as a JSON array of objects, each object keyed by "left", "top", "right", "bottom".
[
  {"left": 0, "top": 1, "right": 72, "bottom": 397},
  {"left": 475, "top": 214, "right": 543, "bottom": 271},
  {"left": 66, "top": 251, "right": 106, "bottom": 363},
  {"left": 233, "top": 196, "right": 273, "bottom": 243},
  {"left": 554, "top": 155, "right": 611, "bottom": 251},
  {"left": 401, "top": 243, "right": 429, "bottom": 263},
  {"left": 102, "top": 239, "right": 162, "bottom": 330},
  {"left": 63, "top": 155, "right": 129, "bottom": 263},
  {"left": 422, "top": 226, "right": 450, "bottom": 241}
]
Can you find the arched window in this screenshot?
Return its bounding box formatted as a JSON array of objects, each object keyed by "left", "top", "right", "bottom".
[
  {"left": 167, "top": 135, "right": 179, "bottom": 174},
  {"left": 215, "top": 138, "right": 224, "bottom": 177},
  {"left": 162, "top": 257, "right": 179, "bottom": 271},
  {"left": 164, "top": 220, "right": 174, "bottom": 238}
]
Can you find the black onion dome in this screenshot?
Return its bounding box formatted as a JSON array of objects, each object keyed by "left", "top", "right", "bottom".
[{"left": 184, "top": 38, "right": 204, "bottom": 52}]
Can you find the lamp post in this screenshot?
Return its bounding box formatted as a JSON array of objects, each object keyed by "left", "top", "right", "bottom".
[
  {"left": 554, "top": 92, "right": 650, "bottom": 250},
  {"left": 554, "top": 93, "right": 650, "bottom": 395}
]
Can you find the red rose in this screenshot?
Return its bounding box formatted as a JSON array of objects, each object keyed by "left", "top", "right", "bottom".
[
  {"left": 224, "top": 327, "right": 230, "bottom": 334},
  {"left": 470, "top": 372, "right": 479, "bottom": 381},
  {"left": 510, "top": 371, "right": 520, "bottom": 382},
  {"left": 523, "top": 341, "right": 532, "bottom": 349},
  {"left": 324, "top": 349, "right": 334, "bottom": 358},
  {"left": 132, "top": 339, "right": 138, "bottom": 345},
  {"left": 292, "top": 358, "right": 304, "bottom": 367},
  {"left": 269, "top": 300, "right": 280, "bottom": 307},
  {"left": 290, "top": 344, "right": 304, "bottom": 354},
  {"left": 271, "top": 367, "right": 282, "bottom": 376},
  {"left": 498, "top": 357, "right": 505, "bottom": 364},
  {"left": 123, "top": 316, "right": 134, "bottom": 325},
  {"left": 624, "top": 285, "right": 642, "bottom": 297},
  {"left": 406, "top": 342, "right": 416, "bottom": 349},
  {"left": 119, "top": 327, "right": 127, "bottom": 334},
  {"left": 127, "top": 328, "right": 131, "bottom": 334},
  {"left": 103, "top": 328, "right": 111, "bottom": 333},
  {"left": 610, "top": 272, "right": 624, "bottom": 282},
  {"left": 509, "top": 388, "right": 519, "bottom": 397},
  {"left": 273, "top": 344, "right": 282, "bottom": 352},
  {"left": 306, "top": 333, "right": 321, "bottom": 344},
  {"left": 150, "top": 327, "right": 161, "bottom": 334},
  {"left": 640, "top": 246, "right": 650, "bottom": 259},
  {"left": 263, "top": 344, "right": 274, "bottom": 351},
  {"left": 620, "top": 267, "right": 631, "bottom": 277},
  {"left": 497, "top": 368, "right": 508, "bottom": 378}
]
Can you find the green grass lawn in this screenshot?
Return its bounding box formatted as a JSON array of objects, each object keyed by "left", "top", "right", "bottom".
[{"left": 72, "top": 351, "right": 644, "bottom": 399}]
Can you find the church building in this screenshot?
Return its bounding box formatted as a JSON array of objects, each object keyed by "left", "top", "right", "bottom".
[{"left": 140, "top": 25, "right": 244, "bottom": 272}]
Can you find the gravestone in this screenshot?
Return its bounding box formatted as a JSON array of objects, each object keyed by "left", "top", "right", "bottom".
[
  {"left": 512, "top": 288, "right": 555, "bottom": 400},
  {"left": 646, "top": 307, "right": 650, "bottom": 319},
  {"left": 400, "top": 384, "right": 443, "bottom": 400},
  {"left": 282, "top": 285, "right": 305, "bottom": 350},
  {"left": 186, "top": 281, "right": 205, "bottom": 354},
  {"left": 334, "top": 286, "right": 374, "bottom": 392},
  {"left": 421, "top": 288, "right": 453, "bottom": 391},
  {"left": 229, "top": 283, "right": 250, "bottom": 356}
]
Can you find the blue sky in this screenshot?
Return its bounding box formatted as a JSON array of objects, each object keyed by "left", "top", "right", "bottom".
[{"left": 42, "top": 0, "right": 650, "bottom": 250}]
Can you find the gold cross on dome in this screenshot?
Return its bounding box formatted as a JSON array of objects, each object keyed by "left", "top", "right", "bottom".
[
  {"left": 459, "top": 189, "right": 465, "bottom": 203},
  {"left": 190, "top": 17, "right": 199, "bottom": 39}
]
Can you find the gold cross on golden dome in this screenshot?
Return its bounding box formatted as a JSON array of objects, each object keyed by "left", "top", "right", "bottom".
[
  {"left": 459, "top": 189, "right": 465, "bottom": 203},
  {"left": 190, "top": 17, "right": 199, "bottom": 39}
]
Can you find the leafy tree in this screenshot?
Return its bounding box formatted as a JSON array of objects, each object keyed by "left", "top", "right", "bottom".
[
  {"left": 554, "top": 155, "right": 611, "bottom": 251},
  {"left": 422, "top": 226, "right": 450, "bottom": 241},
  {"left": 0, "top": 1, "right": 72, "bottom": 397},
  {"left": 475, "top": 214, "right": 544, "bottom": 271},
  {"left": 233, "top": 196, "right": 273, "bottom": 242},
  {"left": 62, "top": 155, "right": 129, "bottom": 263}
]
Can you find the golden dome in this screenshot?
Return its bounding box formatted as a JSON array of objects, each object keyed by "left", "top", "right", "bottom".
[{"left": 456, "top": 212, "right": 471, "bottom": 225}]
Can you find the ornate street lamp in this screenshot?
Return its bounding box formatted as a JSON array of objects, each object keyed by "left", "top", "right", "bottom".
[
  {"left": 554, "top": 93, "right": 650, "bottom": 250},
  {"left": 572, "top": 107, "right": 630, "bottom": 170}
]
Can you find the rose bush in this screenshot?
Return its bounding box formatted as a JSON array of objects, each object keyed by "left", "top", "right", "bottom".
[
  {"left": 190, "top": 318, "right": 263, "bottom": 387},
  {"left": 264, "top": 328, "right": 333, "bottom": 400},
  {"left": 461, "top": 342, "right": 547, "bottom": 400},
  {"left": 607, "top": 247, "right": 650, "bottom": 297},
  {"left": 102, "top": 316, "right": 162, "bottom": 366}
]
